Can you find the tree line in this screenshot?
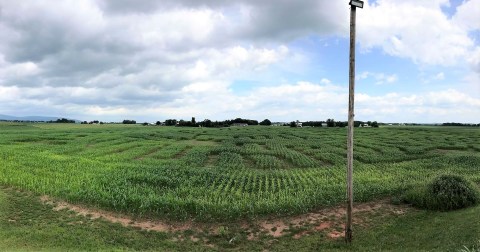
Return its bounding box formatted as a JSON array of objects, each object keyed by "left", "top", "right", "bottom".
[
  {"left": 48, "top": 118, "right": 75, "bottom": 123},
  {"left": 288, "top": 119, "right": 379, "bottom": 128},
  {"left": 442, "top": 122, "right": 480, "bottom": 127},
  {"left": 134, "top": 117, "right": 380, "bottom": 128},
  {"left": 157, "top": 117, "right": 260, "bottom": 128},
  {"left": 74, "top": 119, "right": 478, "bottom": 128}
]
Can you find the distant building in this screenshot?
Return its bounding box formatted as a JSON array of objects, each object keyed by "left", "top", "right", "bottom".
[
  {"left": 231, "top": 123, "right": 248, "bottom": 127},
  {"left": 295, "top": 121, "right": 302, "bottom": 127}
]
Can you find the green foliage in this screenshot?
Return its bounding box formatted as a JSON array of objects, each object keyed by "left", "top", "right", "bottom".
[
  {"left": 326, "top": 118, "right": 335, "bottom": 127},
  {"left": 49, "top": 118, "right": 75, "bottom": 123},
  {"left": 404, "top": 174, "right": 480, "bottom": 211},
  {"left": 122, "top": 119, "right": 136, "bottom": 124},
  {"left": 164, "top": 119, "right": 177, "bottom": 126},
  {"left": 2, "top": 186, "right": 480, "bottom": 251},
  {"left": 302, "top": 121, "right": 323, "bottom": 127},
  {"left": 0, "top": 123, "right": 479, "bottom": 220},
  {"left": 259, "top": 119, "right": 272, "bottom": 126}
]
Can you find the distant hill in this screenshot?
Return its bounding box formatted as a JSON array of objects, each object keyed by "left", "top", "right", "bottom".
[{"left": 0, "top": 114, "right": 78, "bottom": 122}]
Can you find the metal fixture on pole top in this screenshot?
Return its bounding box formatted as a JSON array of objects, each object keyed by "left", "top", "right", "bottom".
[{"left": 346, "top": 0, "right": 363, "bottom": 244}]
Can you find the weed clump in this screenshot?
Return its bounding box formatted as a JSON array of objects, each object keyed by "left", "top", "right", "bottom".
[{"left": 404, "top": 174, "right": 480, "bottom": 211}]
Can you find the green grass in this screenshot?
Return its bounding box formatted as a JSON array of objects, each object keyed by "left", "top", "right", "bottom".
[
  {"left": 0, "top": 186, "right": 478, "bottom": 251},
  {"left": 267, "top": 205, "right": 480, "bottom": 252},
  {"left": 0, "top": 123, "right": 479, "bottom": 221},
  {"left": 0, "top": 187, "right": 201, "bottom": 251},
  {"left": 352, "top": 206, "right": 480, "bottom": 251}
]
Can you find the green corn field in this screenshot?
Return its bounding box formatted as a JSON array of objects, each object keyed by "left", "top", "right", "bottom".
[{"left": 0, "top": 122, "right": 479, "bottom": 221}]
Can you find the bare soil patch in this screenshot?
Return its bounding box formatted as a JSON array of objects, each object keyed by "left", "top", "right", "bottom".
[
  {"left": 40, "top": 196, "right": 191, "bottom": 233},
  {"left": 40, "top": 196, "right": 411, "bottom": 242},
  {"left": 257, "top": 199, "right": 409, "bottom": 240}
]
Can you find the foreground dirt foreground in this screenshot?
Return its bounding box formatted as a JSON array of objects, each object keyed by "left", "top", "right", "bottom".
[{"left": 40, "top": 195, "right": 411, "bottom": 245}]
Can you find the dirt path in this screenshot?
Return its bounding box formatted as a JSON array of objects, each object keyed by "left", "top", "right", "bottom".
[
  {"left": 40, "top": 195, "right": 190, "bottom": 233},
  {"left": 40, "top": 195, "right": 410, "bottom": 241}
]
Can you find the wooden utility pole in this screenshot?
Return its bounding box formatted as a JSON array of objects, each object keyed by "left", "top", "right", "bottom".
[{"left": 346, "top": 2, "right": 358, "bottom": 244}]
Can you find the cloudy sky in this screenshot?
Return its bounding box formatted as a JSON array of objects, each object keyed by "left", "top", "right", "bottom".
[{"left": 0, "top": 0, "right": 479, "bottom": 123}]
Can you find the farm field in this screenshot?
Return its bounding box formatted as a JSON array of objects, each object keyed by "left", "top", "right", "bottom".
[
  {"left": 1, "top": 185, "right": 479, "bottom": 251},
  {"left": 1, "top": 123, "right": 479, "bottom": 222}
]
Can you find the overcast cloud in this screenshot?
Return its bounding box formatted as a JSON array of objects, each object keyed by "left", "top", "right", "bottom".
[{"left": 0, "top": 0, "right": 479, "bottom": 122}]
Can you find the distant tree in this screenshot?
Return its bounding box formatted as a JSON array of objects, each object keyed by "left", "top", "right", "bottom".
[
  {"left": 326, "top": 119, "right": 335, "bottom": 127},
  {"left": 156, "top": 121, "right": 161, "bottom": 126},
  {"left": 164, "top": 119, "right": 177, "bottom": 126},
  {"left": 201, "top": 119, "right": 213, "bottom": 127},
  {"left": 142, "top": 122, "right": 149, "bottom": 126},
  {"left": 191, "top": 117, "right": 196, "bottom": 125},
  {"left": 442, "top": 122, "right": 479, "bottom": 127},
  {"left": 302, "top": 121, "right": 323, "bottom": 127},
  {"left": 81, "top": 121, "right": 88, "bottom": 124},
  {"left": 122, "top": 120, "right": 136, "bottom": 124},
  {"left": 51, "top": 118, "right": 75, "bottom": 123},
  {"left": 231, "top": 118, "right": 259, "bottom": 125},
  {"left": 206, "top": 119, "right": 214, "bottom": 127},
  {"left": 289, "top": 121, "right": 296, "bottom": 127},
  {"left": 259, "top": 119, "right": 272, "bottom": 126},
  {"left": 178, "top": 119, "right": 194, "bottom": 127},
  {"left": 371, "top": 121, "right": 379, "bottom": 128}
]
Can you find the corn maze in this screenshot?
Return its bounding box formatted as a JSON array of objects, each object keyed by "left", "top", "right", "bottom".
[{"left": 0, "top": 123, "right": 479, "bottom": 220}]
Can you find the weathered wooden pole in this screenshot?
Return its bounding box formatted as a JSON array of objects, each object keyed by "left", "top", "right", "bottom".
[{"left": 346, "top": 0, "right": 362, "bottom": 244}]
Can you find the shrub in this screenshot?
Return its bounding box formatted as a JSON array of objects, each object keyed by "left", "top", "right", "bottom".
[
  {"left": 259, "top": 119, "right": 272, "bottom": 126},
  {"left": 404, "top": 174, "right": 480, "bottom": 211}
]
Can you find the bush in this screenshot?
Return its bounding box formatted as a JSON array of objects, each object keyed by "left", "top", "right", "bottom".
[
  {"left": 404, "top": 174, "right": 480, "bottom": 211},
  {"left": 259, "top": 119, "right": 272, "bottom": 126},
  {"left": 122, "top": 119, "right": 136, "bottom": 124}
]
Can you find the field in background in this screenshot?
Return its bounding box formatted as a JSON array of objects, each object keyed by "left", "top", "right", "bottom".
[{"left": 0, "top": 123, "right": 479, "bottom": 220}]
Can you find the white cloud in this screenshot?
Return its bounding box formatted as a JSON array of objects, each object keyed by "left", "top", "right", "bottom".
[
  {"left": 467, "top": 47, "right": 480, "bottom": 74},
  {"left": 0, "top": 61, "right": 40, "bottom": 78},
  {"left": 357, "top": 71, "right": 398, "bottom": 85},
  {"left": 358, "top": 0, "right": 475, "bottom": 66},
  {"left": 1, "top": 75, "right": 479, "bottom": 123},
  {"left": 356, "top": 88, "right": 480, "bottom": 122},
  {"left": 320, "top": 78, "right": 332, "bottom": 85},
  {"left": 0, "top": 0, "right": 478, "bottom": 123},
  {"left": 434, "top": 72, "right": 445, "bottom": 80},
  {"left": 452, "top": 0, "right": 480, "bottom": 31}
]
